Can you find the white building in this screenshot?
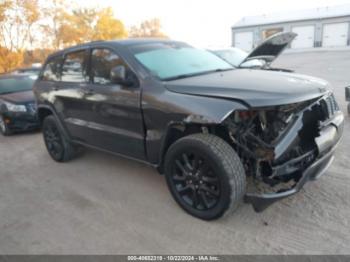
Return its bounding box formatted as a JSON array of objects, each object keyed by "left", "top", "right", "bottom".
[{"left": 232, "top": 4, "right": 350, "bottom": 51}]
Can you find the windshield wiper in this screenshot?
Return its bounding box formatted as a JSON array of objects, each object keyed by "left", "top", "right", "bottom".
[{"left": 162, "top": 68, "right": 234, "bottom": 81}]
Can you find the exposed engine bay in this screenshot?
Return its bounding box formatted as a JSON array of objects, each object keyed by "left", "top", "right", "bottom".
[{"left": 224, "top": 93, "right": 340, "bottom": 193}]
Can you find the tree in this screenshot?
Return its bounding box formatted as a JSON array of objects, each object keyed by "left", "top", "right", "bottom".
[
  {"left": 129, "top": 18, "right": 167, "bottom": 38},
  {"left": 0, "top": 0, "right": 41, "bottom": 72},
  {"left": 0, "top": 0, "right": 40, "bottom": 51},
  {"left": 0, "top": 47, "right": 23, "bottom": 73},
  {"left": 23, "top": 48, "right": 53, "bottom": 67},
  {"left": 53, "top": 7, "right": 127, "bottom": 48},
  {"left": 40, "top": 0, "right": 67, "bottom": 50},
  {"left": 93, "top": 7, "right": 127, "bottom": 41},
  {"left": 0, "top": 1, "right": 128, "bottom": 73}
]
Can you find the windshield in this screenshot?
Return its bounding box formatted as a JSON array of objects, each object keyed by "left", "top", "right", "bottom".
[
  {"left": 213, "top": 49, "right": 247, "bottom": 67},
  {"left": 132, "top": 44, "right": 233, "bottom": 80},
  {"left": 213, "top": 49, "right": 264, "bottom": 68},
  {"left": 0, "top": 77, "right": 34, "bottom": 95}
]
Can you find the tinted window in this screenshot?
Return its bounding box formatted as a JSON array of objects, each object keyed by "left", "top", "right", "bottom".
[
  {"left": 91, "top": 49, "right": 124, "bottom": 84},
  {"left": 42, "top": 56, "right": 62, "bottom": 81},
  {"left": 61, "top": 51, "right": 88, "bottom": 83}
]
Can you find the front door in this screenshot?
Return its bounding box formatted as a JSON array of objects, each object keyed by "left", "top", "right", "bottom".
[{"left": 81, "top": 48, "right": 146, "bottom": 160}]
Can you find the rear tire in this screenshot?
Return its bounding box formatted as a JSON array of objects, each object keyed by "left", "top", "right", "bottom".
[
  {"left": 0, "top": 115, "right": 11, "bottom": 136},
  {"left": 42, "top": 115, "right": 77, "bottom": 162},
  {"left": 347, "top": 103, "right": 350, "bottom": 115},
  {"left": 164, "top": 133, "right": 246, "bottom": 220}
]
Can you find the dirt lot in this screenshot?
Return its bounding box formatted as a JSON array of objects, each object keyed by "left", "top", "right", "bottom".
[{"left": 0, "top": 50, "right": 350, "bottom": 254}]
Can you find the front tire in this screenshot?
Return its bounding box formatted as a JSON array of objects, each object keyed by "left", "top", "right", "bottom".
[
  {"left": 0, "top": 115, "right": 11, "bottom": 136},
  {"left": 42, "top": 115, "right": 77, "bottom": 162},
  {"left": 164, "top": 133, "right": 246, "bottom": 220}
]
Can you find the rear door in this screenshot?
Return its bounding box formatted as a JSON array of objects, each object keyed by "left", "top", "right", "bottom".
[
  {"left": 54, "top": 49, "right": 92, "bottom": 142},
  {"left": 80, "top": 47, "right": 146, "bottom": 160}
]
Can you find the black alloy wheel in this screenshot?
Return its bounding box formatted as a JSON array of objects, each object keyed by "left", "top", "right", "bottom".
[
  {"left": 171, "top": 151, "right": 220, "bottom": 211},
  {"left": 42, "top": 115, "right": 77, "bottom": 162},
  {"left": 165, "top": 133, "right": 246, "bottom": 220},
  {"left": 43, "top": 119, "right": 64, "bottom": 160}
]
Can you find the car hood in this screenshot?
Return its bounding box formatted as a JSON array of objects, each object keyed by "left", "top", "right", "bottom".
[
  {"left": 239, "top": 32, "right": 297, "bottom": 67},
  {"left": 0, "top": 90, "right": 35, "bottom": 104},
  {"left": 165, "top": 69, "right": 330, "bottom": 107}
]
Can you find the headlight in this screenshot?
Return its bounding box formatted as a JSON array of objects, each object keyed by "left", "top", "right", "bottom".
[{"left": 4, "top": 101, "right": 27, "bottom": 112}]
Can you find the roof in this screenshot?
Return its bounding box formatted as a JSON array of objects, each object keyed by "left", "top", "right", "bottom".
[
  {"left": 233, "top": 4, "right": 350, "bottom": 28},
  {"left": 46, "top": 38, "right": 179, "bottom": 59}
]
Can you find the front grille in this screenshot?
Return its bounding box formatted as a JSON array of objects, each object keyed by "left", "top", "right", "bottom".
[
  {"left": 26, "top": 103, "right": 37, "bottom": 114},
  {"left": 320, "top": 94, "right": 339, "bottom": 119}
]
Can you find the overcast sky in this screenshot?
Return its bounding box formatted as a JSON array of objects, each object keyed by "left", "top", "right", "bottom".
[{"left": 74, "top": 0, "right": 350, "bottom": 47}]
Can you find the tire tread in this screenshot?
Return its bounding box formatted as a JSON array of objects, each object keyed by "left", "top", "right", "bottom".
[
  {"left": 165, "top": 133, "right": 246, "bottom": 219},
  {"left": 43, "top": 115, "right": 77, "bottom": 162}
]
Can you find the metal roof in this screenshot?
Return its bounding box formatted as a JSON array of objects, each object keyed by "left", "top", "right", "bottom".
[
  {"left": 233, "top": 4, "right": 350, "bottom": 28},
  {"left": 46, "top": 38, "right": 181, "bottom": 59}
]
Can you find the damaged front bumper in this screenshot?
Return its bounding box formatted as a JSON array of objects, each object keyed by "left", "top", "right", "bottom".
[{"left": 244, "top": 111, "right": 344, "bottom": 212}]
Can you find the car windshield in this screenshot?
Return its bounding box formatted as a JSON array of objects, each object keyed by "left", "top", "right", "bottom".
[
  {"left": 213, "top": 49, "right": 264, "bottom": 68},
  {"left": 132, "top": 44, "right": 234, "bottom": 80},
  {"left": 0, "top": 77, "right": 35, "bottom": 95}
]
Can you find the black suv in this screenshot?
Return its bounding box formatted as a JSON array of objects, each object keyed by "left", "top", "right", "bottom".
[{"left": 33, "top": 39, "right": 344, "bottom": 220}]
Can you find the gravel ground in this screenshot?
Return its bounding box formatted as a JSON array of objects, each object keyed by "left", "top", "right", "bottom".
[{"left": 0, "top": 50, "right": 349, "bottom": 254}]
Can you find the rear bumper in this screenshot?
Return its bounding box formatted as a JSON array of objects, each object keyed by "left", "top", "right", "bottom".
[{"left": 245, "top": 111, "right": 344, "bottom": 212}]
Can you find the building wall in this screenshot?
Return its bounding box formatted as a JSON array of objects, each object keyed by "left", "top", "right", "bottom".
[{"left": 232, "top": 16, "right": 350, "bottom": 49}]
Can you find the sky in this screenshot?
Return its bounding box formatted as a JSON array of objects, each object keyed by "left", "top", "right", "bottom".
[{"left": 74, "top": 0, "right": 350, "bottom": 47}]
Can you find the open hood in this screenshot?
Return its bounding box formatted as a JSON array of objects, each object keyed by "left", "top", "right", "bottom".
[{"left": 239, "top": 32, "right": 297, "bottom": 67}]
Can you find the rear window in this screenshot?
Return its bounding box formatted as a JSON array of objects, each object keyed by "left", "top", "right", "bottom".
[{"left": 0, "top": 77, "right": 35, "bottom": 95}]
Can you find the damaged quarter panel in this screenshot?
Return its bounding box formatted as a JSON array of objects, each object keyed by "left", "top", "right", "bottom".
[{"left": 141, "top": 78, "right": 248, "bottom": 165}]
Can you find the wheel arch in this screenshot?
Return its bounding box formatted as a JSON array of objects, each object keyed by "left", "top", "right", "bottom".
[
  {"left": 156, "top": 119, "right": 234, "bottom": 174},
  {"left": 38, "top": 106, "right": 53, "bottom": 125},
  {"left": 37, "top": 104, "right": 71, "bottom": 140}
]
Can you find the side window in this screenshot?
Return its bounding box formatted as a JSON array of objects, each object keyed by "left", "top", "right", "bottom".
[
  {"left": 91, "top": 48, "right": 125, "bottom": 84},
  {"left": 61, "top": 50, "right": 88, "bottom": 83},
  {"left": 42, "top": 56, "right": 62, "bottom": 81}
]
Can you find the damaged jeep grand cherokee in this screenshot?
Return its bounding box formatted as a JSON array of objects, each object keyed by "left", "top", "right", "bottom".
[{"left": 33, "top": 37, "right": 344, "bottom": 220}]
